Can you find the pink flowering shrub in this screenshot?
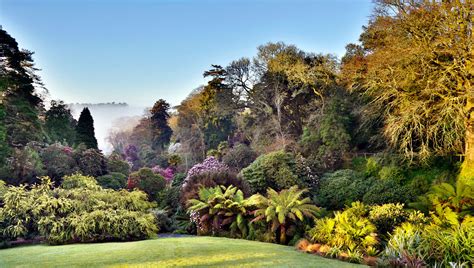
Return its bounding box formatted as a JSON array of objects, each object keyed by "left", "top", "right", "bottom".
[{"left": 152, "top": 166, "right": 174, "bottom": 183}]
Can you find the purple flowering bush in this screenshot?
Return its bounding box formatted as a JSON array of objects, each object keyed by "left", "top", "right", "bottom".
[
  {"left": 180, "top": 157, "right": 249, "bottom": 205},
  {"left": 185, "top": 156, "right": 229, "bottom": 181},
  {"left": 152, "top": 166, "right": 174, "bottom": 183}
]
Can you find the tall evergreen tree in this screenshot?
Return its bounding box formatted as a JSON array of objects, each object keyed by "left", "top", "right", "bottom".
[
  {"left": 150, "top": 99, "right": 172, "bottom": 150},
  {"left": 45, "top": 100, "right": 77, "bottom": 145},
  {"left": 0, "top": 27, "right": 45, "bottom": 149},
  {"left": 75, "top": 107, "right": 98, "bottom": 149}
]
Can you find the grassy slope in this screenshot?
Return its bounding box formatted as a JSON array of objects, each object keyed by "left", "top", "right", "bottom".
[{"left": 0, "top": 236, "right": 364, "bottom": 267}]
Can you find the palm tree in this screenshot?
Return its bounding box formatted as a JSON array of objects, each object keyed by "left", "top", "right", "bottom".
[
  {"left": 247, "top": 186, "right": 319, "bottom": 244},
  {"left": 187, "top": 185, "right": 249, "bottom": 237}
]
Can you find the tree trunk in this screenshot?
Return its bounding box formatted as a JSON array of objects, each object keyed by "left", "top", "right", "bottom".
[
  {"left": 279, "top": 225, "right": 286, "bottom": 245},
  {"left": 460, "top": 97, "right": 474, "bottom": 181}
]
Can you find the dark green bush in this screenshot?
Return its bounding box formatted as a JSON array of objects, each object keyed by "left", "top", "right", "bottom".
[
  {"left": 314, "top": 169, "right": 374, "bottom": 210},
  {"left": 75, "top": 148, "right": 107, "bottom": 177},
  {"left": 40, "top": 143, "right": 76, "bottom": 183},
  {"left": 241, "top": 150, "right": 303, "bottom": 193},
  {"left": 171, "top": 172, "right": 186, "bottom": 187},
  {"left": 106, "top": 153, "right": 131, "bottom": 176},
  {"left": 151, "top": 208, "right": 174, "bottom": 233},
  {"left": 128, "top": 167, "right": 166, "bottom": 200},
  {"left": 222, "top": 143, "right": 257, "bottom": 171},
  {"left": 96, "top": 172, "right": 127, "bottom": 190},
  {"left": 362, "top": 179, "right": 410, "bottom": 205}
]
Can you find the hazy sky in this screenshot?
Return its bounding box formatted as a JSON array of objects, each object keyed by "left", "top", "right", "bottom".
[{"left": 0, "top": 0, "right": 374, "bottom": 107}]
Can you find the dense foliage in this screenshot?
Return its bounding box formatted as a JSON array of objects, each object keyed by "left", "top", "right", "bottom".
[
  {"left": 0, "top": 174, "right": 157, "bottom": 245},
  {"left": 241, "top": 150, "right": 304, "bottom": 193},
  {"left": 0, "top": 1, "right": 472, "bottom": 265}
]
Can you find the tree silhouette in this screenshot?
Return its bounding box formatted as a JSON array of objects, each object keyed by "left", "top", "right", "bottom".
[{"left": 75, "top": 107, "right": 98, "bottom": 149}]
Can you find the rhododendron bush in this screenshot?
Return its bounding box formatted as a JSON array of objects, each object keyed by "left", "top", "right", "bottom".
[{"left": 152, "top": 166, "right": 174, "bottom": 183}]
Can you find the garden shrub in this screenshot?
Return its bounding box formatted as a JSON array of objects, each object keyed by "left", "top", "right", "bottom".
[
  {"left": 314, "top": 169, "right": 374, "bottom": 210},
  {"left": 222, "top": 143, "right": 257, "bottom": 171},
  {"left": 180, "top": 170, "right": 249, "bottom": 205},
  {"left": 362, "top": 178, "right": 410, "bottom": 205},
  {"left": 187, "top": 185, "right": 249, "bottom": 237},
  {"left": 368, "top": 203, "right": 408, "bottom": 236},
  {"left": 151, "top": 166, "right": 174, "bottom": 183},
  {"left": 247, "top": 186, "right": 319, "bottom": 245},
  {"left": 127, "top": 167, "right": 166, "bottom": 200},
  {"left": 364, "top": 157, "right": 382, "bottom": 177},
  {"left": 96, "top": 172, "right": 127, "bottom": 190},
  {"left": 171, "top": 172, "right": 186, "bottom": 187},
  {"left": 308, "top": 202, "right": 378, "bottom": 253},
  {"left": 76, "top": 148, "right": 107, "bottom": 177},
  {"left": 62, "top": 172, "right": 101, "bottom": 190},
  {"left": 185, "top": 156, "right": 229, "bottom": 181},
  {"left": 378, "top": 165, "right": 404, "bottom": 183},
  {"left": 106, "top": 153, "right": 131, "bottom": 176},
  {"left": 151, "top": 208, "right": 174, "bottom": 233},
  {"left": 0, "top": 174, "right": 157, "bottom": 244},
  {"left": 156, "top": 185, "right": 180, "bottom": 214},
  {"left": 241, "top": 150, "right": 303, "bottom": 193},
  {"left": 40, "top": 143, "right": 76, "bottom": 183},
  {"left": 7, "top": 145, "right": 45, "bottom": 185},
  {"left": 385, "top": 207, "right": 474, "bottom": 267},
  {"left": 384, "top": 222, "right": 426, "bottom": 267}
]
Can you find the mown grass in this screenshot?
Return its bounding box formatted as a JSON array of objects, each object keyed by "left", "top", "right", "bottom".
[{"left": 0, "top": 236, "right": 364, "bottom": 267}]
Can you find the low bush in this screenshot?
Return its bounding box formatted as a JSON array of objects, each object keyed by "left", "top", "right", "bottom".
[
  {"left": 0, "top": 174, "right": 157, "bottom": 244},
  {"left": 308, "top": 202, "right": 378, "bottom": 253},
  {"left": 40, "top": 143, "right": 76, "bottom": 183},
  {"left": 180, "top": 170, "right": 249, "bottom": 205},
  {"left": 362, "top": 178, "right": 410, "bottom": 205},
  {"left": 127, "top": 167, "right": 166, "bottom": 200},
  {"left": 187, "top": 185, "right": 249, "bottom": 237},
  {"left": 247, "top": 186, "right": 319, "bottom": 245},
  {"left": 314, "top": 169, "right": 374, "bottom": 210},
  {"left": 368, "top": 203, "right": 408, "bottom": 236},
  {"left": 385, "top": 206, "right": 474, "bottom": 267},
  {"left": 75, "top": 148, "right": 107, "bottom": 177},
  {"left": 106, "top": 153, "right": 131, "bottom": 176},
  {"left": 241, "top": 150, "right": 304, "bottom": 193},
  {"left": 96, "top": 172, "right": 127, "bottom": 190},
  {"left": 222, "top": 143, "right": 257, "bottom": 171}
]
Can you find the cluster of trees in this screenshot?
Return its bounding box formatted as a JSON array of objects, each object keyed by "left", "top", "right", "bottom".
[
  {"left": 166, "top": 0, "right": 473, "bottom": 182},
  {"left": 0, "top": 27, "right": 118, "bottom": 184}
]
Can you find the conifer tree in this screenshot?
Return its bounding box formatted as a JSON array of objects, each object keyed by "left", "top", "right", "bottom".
[
  {"left": 0, "top": 27, "right": 45, "bottom": 149},
  {"left": 150, "top": 99, "right": 172, "bottom": 150},
  {"left": 75, "top": 107, "right": 98, "bottom": 149}
]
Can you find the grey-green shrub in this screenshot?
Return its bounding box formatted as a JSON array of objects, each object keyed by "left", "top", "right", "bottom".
[
  {"left": 241, "top": 150, "right": 303, "bottom": 193},
  {"left": 222, "top": 143, "right": 257, "bottom": 170}
]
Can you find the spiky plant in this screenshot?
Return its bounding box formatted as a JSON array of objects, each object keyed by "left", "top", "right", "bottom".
[
  {"left": 247, "top": 186, "right": 319, "bottom": 244},
  {"left": 187, "top": 185, "right": 249, "bottom": 237}
]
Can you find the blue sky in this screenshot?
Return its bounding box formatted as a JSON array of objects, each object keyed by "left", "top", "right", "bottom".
[{"left": 0, "top": 0, "right": 374, "bottom": 107}]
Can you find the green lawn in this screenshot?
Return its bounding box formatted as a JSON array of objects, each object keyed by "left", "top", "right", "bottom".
[{"left": 0, "top": 236, "right": 364, "bottom": 267}]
